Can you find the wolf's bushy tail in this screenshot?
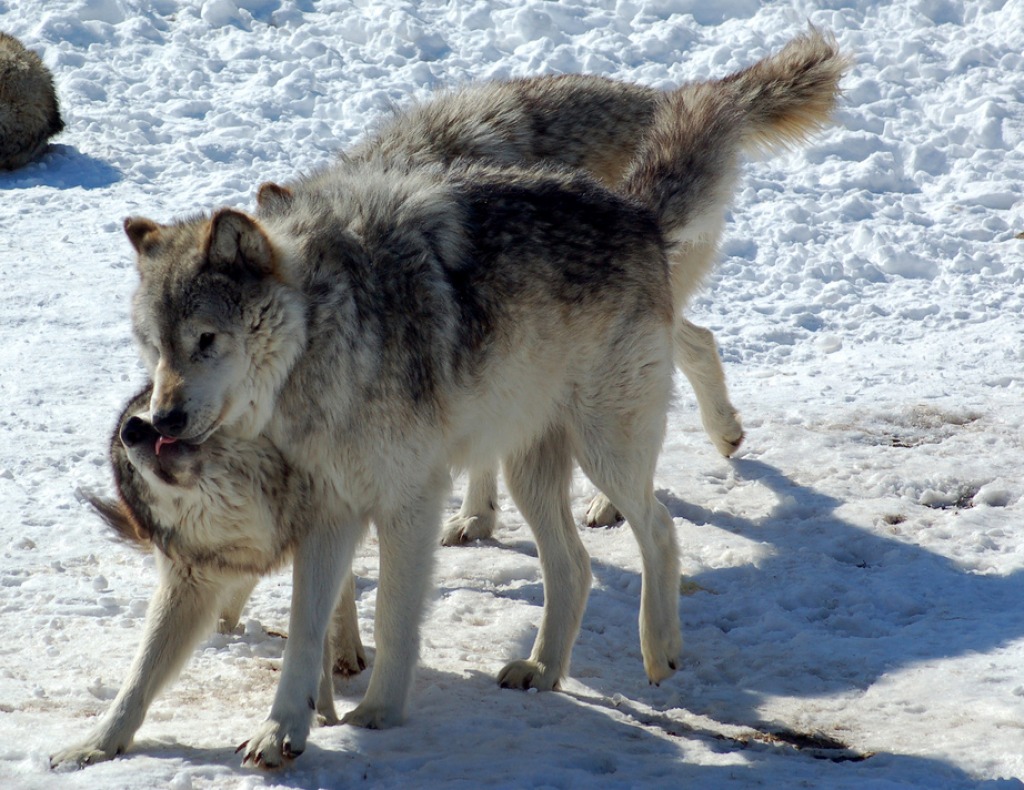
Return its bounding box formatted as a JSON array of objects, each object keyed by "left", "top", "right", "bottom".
[
  {"left": 623, "top": 27, "right": 851, "bottom": 246},
  {"left": 81, "top": 490, "right": 151, "bottom": 551}
]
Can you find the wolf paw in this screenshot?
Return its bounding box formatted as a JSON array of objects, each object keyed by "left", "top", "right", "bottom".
[
  {"left": 217, "top": 617, "right": 245, "bottom": 635},
  {"left": 641, "top": 627, "right": 683, "bottom": 686},
  {"left": 50, "top": 739, "right": 124, "bottom": 771},
  {"left": 497, "top": 659, "right": 560, "bottom": 691},
  {"left": 316, "top": 710, "right": 340, "bottom": 727},
  {"left": 585, "top": 494, "right": 622, "bottom": 527},
  {"left": 707, "top": 414, "right": 744, "bottom": 458},
  {"left": 441, "top": 511, "right": 496, "bottom": 546},
  {"left": 341, "top": 701, "right": 404, "bottom": 730},
  {"left": 238, "top": 716, "right": 309, "bottom": 769},
  {"left": 332, "top": 634, "right": 368, "bottom": 678},
  {"left": 333, "top": 647, "right": 368, "bottom": 678}
]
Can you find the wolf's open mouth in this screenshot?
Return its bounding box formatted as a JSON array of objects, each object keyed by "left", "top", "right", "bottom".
[{"left": 150, "top": 435, "right": 199, "bottom": 460}]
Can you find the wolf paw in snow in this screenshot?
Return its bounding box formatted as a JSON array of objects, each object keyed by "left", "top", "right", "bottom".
[
  {"left": 238, "top": 715, "right": 310, "bottom": 769},
  {"left": 341, "top": 701, "right": 404, "bottom": 730},
  {"left": 585, "top": 493, "right": 622, "bottom": 527},
  {"left": 50, "top": 738, "right": 125, "bottom": 771},
  {"left": 641, "top": 628, "right": 682, "bottom": 686},
  {"left": 497, "top": 659, "right": 561, "bottom": 691},
  {"left": 332, "top": 633, "right": 368, "bottom": 678},
  {"left": 441, "top": 511, "right": 496, "bottom": 545},
  {"left": 711, "top": 424, "right": 744, "bottom": 458},
  {"left": 706, "top": 412, "right": 744, "bottom": 458}
]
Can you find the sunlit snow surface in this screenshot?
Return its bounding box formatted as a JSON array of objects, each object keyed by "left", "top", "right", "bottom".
[{"left": 1, "top": 1, "right": 1022, "bottom": 787}]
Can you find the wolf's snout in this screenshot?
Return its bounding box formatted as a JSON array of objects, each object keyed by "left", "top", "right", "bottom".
[
  {"left": 152, "top": 408, "right": 189, "bottom": 438},
  {"left": 121, "top": 415, "right": 159, "bottom": 448}
]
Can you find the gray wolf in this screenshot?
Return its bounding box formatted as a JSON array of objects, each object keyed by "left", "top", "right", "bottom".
[
  {"left": 54, "top": 29, "right": 848, "bottom": 769},
  {"left": 345, "top": 34, "right": 846, "bottom": 544},
  {"left": 356, "top": 67, "right": 749, "bottom": 543},
  {"left": 50, "top": 387, "right": 366, "bottom": 768},
  {"left": 0, "top": 31, "right": 63, "bottom": 170}
]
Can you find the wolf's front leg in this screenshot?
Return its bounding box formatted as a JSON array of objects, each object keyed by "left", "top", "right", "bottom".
[
  {"left": 50, "top": 557, "right": 225, "bottom": 769},
  {"left": 342, "top": 476, "right": 446, "bottom": 729},
  {"left": 239, "top": 523, "right": 357, "bottom": 768},
  {"left": 317, "top": 572, "right": 366, "bottom": 726}
]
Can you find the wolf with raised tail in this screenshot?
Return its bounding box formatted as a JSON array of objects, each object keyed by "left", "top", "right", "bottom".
[
  {"left": 355, "top": 30, "right": 849, "bottom": 542},
  {"left": 53, "top": 29, "right": 848, "bottom": 770}
]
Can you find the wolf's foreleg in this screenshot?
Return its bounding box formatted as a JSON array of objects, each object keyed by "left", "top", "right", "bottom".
[
  {"left": 239, "top": 520, "right": 357, "bottom": 768},
  {"left": 342, "top": 469, "right": 448, "bottom": 729},
  {"left": 50, "top": 557, "right": 225, "bottom": 769}
]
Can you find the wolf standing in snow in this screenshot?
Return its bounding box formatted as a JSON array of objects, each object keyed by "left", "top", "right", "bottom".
[
  {"left": 52, "top": 30, "right": 848, "bottom": 769},
  {"left": 0, "top": 31, "right": 63, "bottom": 170},
  {"left": 368, "top": 32, "right": 849, "bottom": 543}
]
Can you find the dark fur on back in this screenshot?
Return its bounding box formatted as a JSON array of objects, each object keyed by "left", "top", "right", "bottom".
[
  {"left": 257, "top": 161, "right": 670, "bottom": 421},
  {"left": 357, "top": 74, "right": 660, "bottom": 186}
]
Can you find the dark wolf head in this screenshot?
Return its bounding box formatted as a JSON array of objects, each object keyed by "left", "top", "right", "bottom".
[
  {"left": 86, "top": 385, "right": 301, "bottom": 573},
  {"left": 84, "top": 386, "right": 207, "bottom": 551}
]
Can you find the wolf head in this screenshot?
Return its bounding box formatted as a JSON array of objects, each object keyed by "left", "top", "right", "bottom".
[
  {"left": 88, "top": 385, "right": 299, "bottom": 572},
  {"left": 84, "top": 386, "right": 205, "bottom": 552},
  {"left": 124, "top": 209, "right": 307, "bottom": 444}
]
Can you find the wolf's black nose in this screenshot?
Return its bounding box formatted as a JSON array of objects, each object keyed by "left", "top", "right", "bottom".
[
  {"left": 120, "top": 415, "right": 158, "bottom": 448},
  {"left": 152, "top": 409, "right": 188, "bottom": 438}
]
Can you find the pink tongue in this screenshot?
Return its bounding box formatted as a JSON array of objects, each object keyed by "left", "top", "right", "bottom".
[{"left": 155, "top": 436, "right": 178, "bottom": 456}]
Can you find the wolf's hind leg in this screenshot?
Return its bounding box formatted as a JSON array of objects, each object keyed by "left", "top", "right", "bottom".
[
  {"left": 442, "top": 465, "right": 498, "bottom": 545},
  {"left": 583, "top": 317, "right": 738, "bottom": 527},
  {"left": 675, "top": 317, "right": 743, "bottom": 457},
  {"left": 330, "top": 571, "right": 367, "bottom": 677},
  {"left": 498, "top": 426, "right": 591, "bottom": 691},
  {"left": 217, "top": 575, "right": 258, "bottom": 634}
]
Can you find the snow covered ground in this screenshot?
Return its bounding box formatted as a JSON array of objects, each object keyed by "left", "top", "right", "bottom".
[{"left": 1, "top": 0, "right": 1023, "bottom": 786}]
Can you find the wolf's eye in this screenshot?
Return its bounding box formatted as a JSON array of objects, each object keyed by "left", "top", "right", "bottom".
[{"left": 198, "top": 333, "right": 216, "bottom": 353}]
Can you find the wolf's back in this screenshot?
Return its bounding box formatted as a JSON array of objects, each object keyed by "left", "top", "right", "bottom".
[{"left": 624, "top": 28, "right": 851, "bottom": 246}]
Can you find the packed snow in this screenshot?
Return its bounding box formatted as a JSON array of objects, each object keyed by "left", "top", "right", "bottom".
[{"left": 1, "top": 0, "right": 1023, "bottom": 787}]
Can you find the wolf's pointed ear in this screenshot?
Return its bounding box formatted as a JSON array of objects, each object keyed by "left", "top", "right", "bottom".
[
  {"left": 256, "top": 182, "right": 294, "bottom": 214},
  {"left": 124, "top": 217, "right": 163, "bottom": 254},
  {"left": 206, "top": 208, "right": 276, "bottom": 279}
]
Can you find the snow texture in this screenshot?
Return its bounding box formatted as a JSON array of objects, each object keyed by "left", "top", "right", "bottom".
[{"left": 1, "top": 0, "right": 1023, "bottom": 787}]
